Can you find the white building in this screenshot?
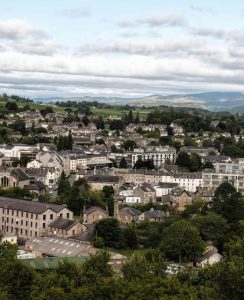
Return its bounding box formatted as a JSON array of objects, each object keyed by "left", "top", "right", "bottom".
[
  {"left": 125, "top": 196, "right": 141, "bottom": 204},
  {"left": 128, "top": 146, "right": 177, "bottom": 168},
  {"left": 0, "top": 144, "right": 38, "bottom": 159}
]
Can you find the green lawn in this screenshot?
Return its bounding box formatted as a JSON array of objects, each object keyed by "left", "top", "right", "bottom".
[{"left": 118, "top": 248, "right": 151, "bottom": 257}]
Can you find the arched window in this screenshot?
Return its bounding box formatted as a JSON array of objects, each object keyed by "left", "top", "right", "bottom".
[{"left": 1, "top": 176, "right": 9, "bottom": 188}]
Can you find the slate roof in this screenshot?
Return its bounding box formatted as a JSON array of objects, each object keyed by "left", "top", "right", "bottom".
[
  {"left": 87, "top": 175, "right": 120, "bottom": 183},
  {"left": 26, "top": 236, "right": 97, "bottom": 257},
  {"left": 11, "top": 168, "right": 29, "bottom": 181},
  {"left": 0, "top": 196, "right": 66, "bottom": 214},
  {"left": 143, "top": 209, "right": 166, "bottom": 219},
  {"left": 24, "top": 180, "right": 46, "bottom": 191},
  {"left": 49, "top": 217, "right": 79, "bottom": 230},
  {"left": 138, "top": 183, "right": 155, "bottom": 192},
  {"left": 157, "top": 182, "right": 178, "bottom": 188},
  {"left": 120, "top": 207, "right": 141, "bottom": 217},
  {"left": 83, "top": 206, "right": 107, "bottom": 215}
]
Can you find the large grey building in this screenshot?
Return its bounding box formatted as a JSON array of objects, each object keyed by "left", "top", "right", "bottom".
[
  {"left": 203, "top": 162, "right": 244, "bottom": 194},
  {"left": 0, "top": 196, "right": 73, "bottom": 239}
]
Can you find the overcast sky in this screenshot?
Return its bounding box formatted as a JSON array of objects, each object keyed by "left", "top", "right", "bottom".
[{"left": 1, "top": 0, "right": 244, "bottom": 98}]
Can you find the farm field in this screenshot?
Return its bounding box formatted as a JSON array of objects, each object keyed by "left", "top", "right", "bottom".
[{"left": 91, "top": 107, "right": 153, "bottom": 119}]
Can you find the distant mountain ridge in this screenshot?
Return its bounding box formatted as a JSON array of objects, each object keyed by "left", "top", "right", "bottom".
[{"left": 34, "top": 92, "right": 244, "bottom": 111}]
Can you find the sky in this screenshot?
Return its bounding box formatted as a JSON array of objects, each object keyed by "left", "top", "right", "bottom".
[{"left": 1, "top": 0, "right": 244, "bottom": 98}]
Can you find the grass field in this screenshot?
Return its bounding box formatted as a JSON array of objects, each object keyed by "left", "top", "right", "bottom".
[
  {"left": 91, "top": 107, "right": 153, "bottom": 119},
  {"left": 118, "top": 248, "right": 151, "bottom": 257}
]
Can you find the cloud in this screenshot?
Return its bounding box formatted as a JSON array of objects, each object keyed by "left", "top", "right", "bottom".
[
  {"left": 62, "top": 7, "right": 91, "bottom": 18},
  {"left": 141, "top": 13, "right": 187, "bottom": 27},
  {"left": 118, "top": 13, "right": 187, "bottom": 28},
  {"left": 191, "top": 27, "right": 244, "bottom": 42},
  {"left": 0, "top": 38, "right": 243, "bottom": 99},
  {"left": 0, "top": 19, "right": 49, "bottom": 40},
  {"left": 190, "top": 5, "right": 214, "bottom": 14},
  {"left": 1, "top": 17, "right": 244, "bottom": 98},
  {"left": 78, "top": 38, "right": 220, "bottom": 59}
]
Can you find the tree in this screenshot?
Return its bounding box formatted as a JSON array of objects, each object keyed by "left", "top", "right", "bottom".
[
  {"left": 161, "top": 220, "right": 205, "bottom": 263},
  {"left": 94, "top": 116, "right": 105, "bottom": 130},
  {"left": 128, "top": 109, "right": 134, "bottom": 124},
  {"left": 184, "top": 137, "right": 197, "bottom": 146},
  {"left": 96, "top": 138, "right": 105, "bottom": 145},
  {"left": 40, "top": 106, "right": 54, "bottom": 117},
  {"left": 192, "top": 213, "right": 229, "bottom": 248},
  {"left": 122, "top": 139, "right": 137, "bottom": 151},
  {"left": 166, "top": 126, "right": 174, "bottom": 136},
  {"left": 109, "top": 120, "right": 125, "bottom": 131},
  {"left": 82, "top": 115, "right": 90, "bottom": 126},
  {"left": 133, "top": 158, "right": 155, "bottom": 170},
  {"left": 81, "top": 251, "right": 113, "bottom": 285},
  {"left": 182, "top": 199, "right": 206, "bottom": 217},
  {"left": 102, "top": 186, "right": 114, "bottom": 216},
  {"left": 202, "top": 161, "right": 214, "bottom": 169},
  {"left": 212, "top": 182, "right": 244, "bottom": 224},
  {"left": 176, "top": 152, "right": 191, "bottom": 169},
  {"left": 12, "top": 120, "right": 27, "bottom": 135},
  {"left": 94, "top": 218, "right": 122, "bottom": 248},
  {"left": 119, "top": 157, "right": 127, "bottom": 168},
  {"left": 189, "top": 153, "right": 202, "bottom": 172},
  {"left": 134, "top": 111, "right": 140, "bottom": 124},
  {"left": 122, "top": 226, "right": 138, "bottom": 249},
  {"left": 57, "top": 171, "right": 70, "bottom": 195},
  {"left": 67, "top": 130, "right": 73, "bottom": 150},
  {"left": 5, "top": 101, "right": 18, "bottom": 111}
]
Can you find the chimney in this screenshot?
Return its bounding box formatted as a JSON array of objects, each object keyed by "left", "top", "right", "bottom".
[
  {"left": 82, "top": 204, "right": 86, "bottom": 223},
  {"left": 114, "top": 198, "right": 119, "bottom": 219}
]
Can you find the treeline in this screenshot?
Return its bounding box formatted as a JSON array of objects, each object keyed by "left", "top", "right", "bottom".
[
  {"left": 0, "top": 93, "right": 33, "bottom": 103},
  {"left": 146, "top": 109, "right": 243, "bottom": 134},
  {"left": 57, "top": 176, "right": 115, "bottom": 216}
]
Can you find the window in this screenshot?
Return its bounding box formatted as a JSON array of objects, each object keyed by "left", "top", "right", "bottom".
[
  {"left": 50, "top": 214, "right": 53, "bottom": 220},
  {"left": 67, "top": 213, "right": 69, "bottom": 219},
  {"left": 1, "top": 176, "right": 9, "bottom": 188},
  {"left": 43, "top": 223, "right": 46, "bottom": 229},
  {"left": 43, "top": 215, "right": 46, "bottom": 221}
]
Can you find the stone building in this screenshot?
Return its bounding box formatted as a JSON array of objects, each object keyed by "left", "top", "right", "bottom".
[{"left": 0, "top": 196, "right": 73, "bottom": 239}]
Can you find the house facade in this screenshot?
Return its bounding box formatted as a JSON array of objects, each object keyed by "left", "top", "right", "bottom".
[{"left": 0, "top": 196, "right": 73, "bottom": 239}]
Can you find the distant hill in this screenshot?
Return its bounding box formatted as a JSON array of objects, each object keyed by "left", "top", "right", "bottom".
[{"left": 34, "top": 92, "right": 244, "bottom": 111}]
